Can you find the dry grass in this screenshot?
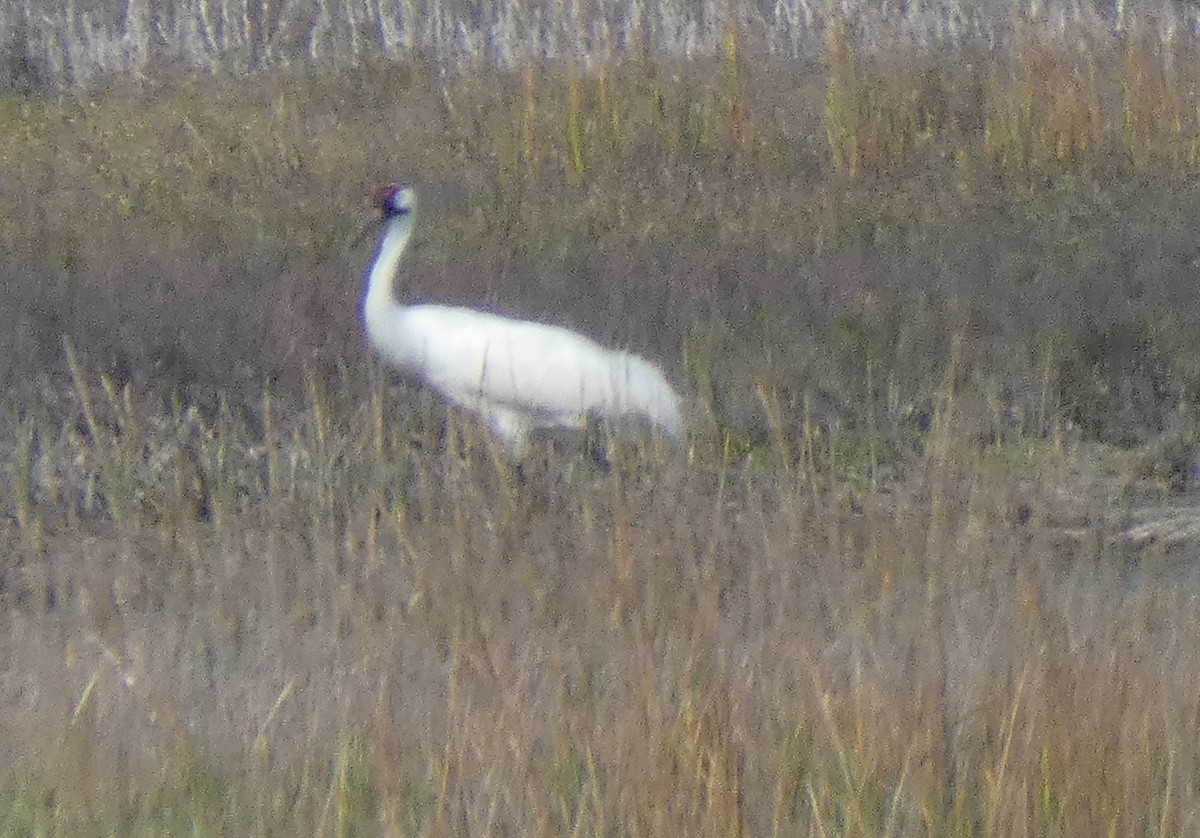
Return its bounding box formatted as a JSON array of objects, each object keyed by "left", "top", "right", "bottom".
[
  {"left": 1, "top": 359, "right": 1198, "bottom": 835},
  {"left": 4, "top": 29, "right": 1200, "bottom": 836},
  {"left": 7, "top": 42, "right": 1200, "bottom": 443}
]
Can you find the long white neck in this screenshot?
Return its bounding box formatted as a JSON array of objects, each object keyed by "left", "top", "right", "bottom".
[{"left": 363, "top": 211, "right": 414, "bottom": 328}]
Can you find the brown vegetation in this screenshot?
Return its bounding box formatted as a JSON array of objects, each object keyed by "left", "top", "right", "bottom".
[{"left": 2, "top": 26, "right": 1200, "bottom": 835}]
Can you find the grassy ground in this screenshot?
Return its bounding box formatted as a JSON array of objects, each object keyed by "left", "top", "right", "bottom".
[{"left": 4, "top": 32, "right": 1200, "bottom": 835}]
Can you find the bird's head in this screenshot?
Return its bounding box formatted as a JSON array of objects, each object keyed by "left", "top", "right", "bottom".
[{"left": 376, "top": 183, "right": 415, "bottom": 219}]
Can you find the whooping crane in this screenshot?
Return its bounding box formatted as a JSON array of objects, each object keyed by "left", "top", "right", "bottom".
[{"left": 362, "top": 183, "right": 685, "bottom": 458}]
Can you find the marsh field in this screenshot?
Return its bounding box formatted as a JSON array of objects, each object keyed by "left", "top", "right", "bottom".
[{"left": 7, "top": 0, "right": 1200, "bottom": 833}]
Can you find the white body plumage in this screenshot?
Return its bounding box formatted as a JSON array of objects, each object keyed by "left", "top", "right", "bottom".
[{"left": 362, "top": 184, "right": 684, "bottom": 457}]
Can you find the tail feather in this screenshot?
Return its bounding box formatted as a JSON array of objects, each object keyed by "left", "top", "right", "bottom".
[{"left": 614, "top": 353, "right": 684, "bottom": 443}]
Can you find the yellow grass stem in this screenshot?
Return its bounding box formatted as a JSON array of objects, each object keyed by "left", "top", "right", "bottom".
[
  {"left": 568, "top": 70, "right": 586, "bottom": 182},
  {"left": 1158, "top": 742, "right": 1175, "bottom": 837},
  {"left": 13, "top": 416, "right": 35, "bottom": 530},
  {"left": 523, "top": 64, "right": 539, "bottom": 181},
  {"left": 807, "top": 782, "right": 830, "bottom": 838},
  {"left": 64, "top": 337, "right": 101, "bottom": 444},
  {"left": 756, "top": 378, "right": 792, "bottom": 473},
  {"left": 983, "top": 665, "right": 1030, "bottom": 836},
  {"left": 802, "top": 391, "right": 819, "bottom": 497}
]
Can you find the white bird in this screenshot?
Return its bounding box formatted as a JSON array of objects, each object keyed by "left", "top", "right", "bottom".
[{"left": 362, "top": 183, "right": 685, "bottom": 458}]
